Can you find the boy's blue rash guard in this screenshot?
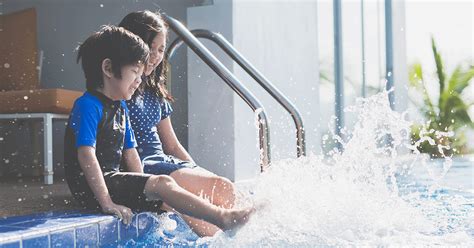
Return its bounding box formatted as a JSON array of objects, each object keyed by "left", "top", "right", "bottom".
[
  {"left": 126, "top": 88, "right": 173, "bottom": 155},
  {"left": 64, "top": 91, "right": 137, "bottom": 175}
]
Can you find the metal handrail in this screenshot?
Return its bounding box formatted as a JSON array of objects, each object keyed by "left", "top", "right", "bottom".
[
  {"left": 167, "top": 29, "right": 306, "bottom": 157},
  {"left": 163, "top": 15, "right": 271, "bottom": 171}
]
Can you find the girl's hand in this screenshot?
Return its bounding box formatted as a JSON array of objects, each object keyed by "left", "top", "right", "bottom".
[{"left": 101, "top": 202, "right": 133, "bottom": 225}]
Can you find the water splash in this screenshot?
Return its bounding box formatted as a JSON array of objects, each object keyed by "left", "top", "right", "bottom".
[
  {"left": 207, "top": 90, "right": 473, "bottom": 246},
  {"left": 133, "top": 90, "right": 472, "bottom": 246}
]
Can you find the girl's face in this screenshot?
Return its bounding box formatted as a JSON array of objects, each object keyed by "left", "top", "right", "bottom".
[{"left": 144, "top": 32, "right": 166, "bottom": 76}]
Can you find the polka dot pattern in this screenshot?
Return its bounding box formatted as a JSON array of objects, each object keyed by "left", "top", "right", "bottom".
[{"left": 126, "top": 88, "right": 173, "bottom": 149}]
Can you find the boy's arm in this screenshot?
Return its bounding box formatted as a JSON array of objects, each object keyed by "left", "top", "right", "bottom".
[
  {"left": 77, "top": 146, "right": 134, "bottom": 224},
  {"left": 122, "top": 103, "right": 142, "bottom": 173},
  {"left": 122, "top": 148, "right": 143, "bottom": 173}
]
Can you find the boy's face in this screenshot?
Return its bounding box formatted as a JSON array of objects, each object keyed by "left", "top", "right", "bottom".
[
  {"left": 111, "top": 63, "right": 144, "bottom": 100},
  {"left": 144, "top": 33, "right": 166, "bottom": 76}
]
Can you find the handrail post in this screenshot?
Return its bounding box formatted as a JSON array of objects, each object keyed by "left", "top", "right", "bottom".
[
  {"left": 163, "top": 15, "right": 271, "bottom": 171},
  {"left": 167, "top": 29, "right": 306, "bottom": 158}
]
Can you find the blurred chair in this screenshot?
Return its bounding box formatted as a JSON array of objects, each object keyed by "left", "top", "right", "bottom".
[{"left": 0, "top": 8, "right": 83, "bottom": 184}]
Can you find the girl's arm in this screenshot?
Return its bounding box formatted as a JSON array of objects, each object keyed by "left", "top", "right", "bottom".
[
  {"left": 77, "top": 146, "right": 133, "bottom": 224},
  {"left": 157, "top": 117, "right": 194, "bottom": 163}
]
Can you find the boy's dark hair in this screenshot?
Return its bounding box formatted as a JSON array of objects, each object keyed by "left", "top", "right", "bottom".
[
  {"left": 119, "top": 10, "right": 173, "bottom": 102},
  {"left": 77, "top": 25, "right": 150, "bottom": 91}
]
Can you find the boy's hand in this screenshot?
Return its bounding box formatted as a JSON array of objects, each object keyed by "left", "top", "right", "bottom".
[
  {"left": 102, "top": 202, "right": 134, "bottom": 225},
  {"left": 78, "top": 147, "right": 134, "bottom": 224}
]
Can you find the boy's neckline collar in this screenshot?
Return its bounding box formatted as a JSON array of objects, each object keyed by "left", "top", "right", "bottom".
[{"left": 88, "top": 90, "right": 121, "bottom": 105}]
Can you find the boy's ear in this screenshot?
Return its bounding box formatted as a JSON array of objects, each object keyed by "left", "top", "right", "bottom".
[{"left": 101, "top": 58, "right": 114, "bottom": 78}]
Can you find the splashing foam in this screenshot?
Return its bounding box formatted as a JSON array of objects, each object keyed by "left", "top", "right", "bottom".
[{"left": 207, "top": 91, "right": 473, "bottom": 246}]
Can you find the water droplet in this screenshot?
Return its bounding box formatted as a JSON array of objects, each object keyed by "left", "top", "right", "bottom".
[
  {"left": 23, "top": 96, "right": 29, "bottom": 100},
  {"left": 4, "top": 63, "right": 10, "bottom": 68},
  {"left": 100, "top": 4, "right": 104, "bottom": 7}
]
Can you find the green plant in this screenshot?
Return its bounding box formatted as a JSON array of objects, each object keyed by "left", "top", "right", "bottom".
[{"left": 409, "top": 37, "right": 474, "bottom": 157}]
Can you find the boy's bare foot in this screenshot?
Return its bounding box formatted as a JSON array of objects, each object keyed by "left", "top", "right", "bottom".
[{"left": 217, "top": 207, "right": 256, "bottom": 231}]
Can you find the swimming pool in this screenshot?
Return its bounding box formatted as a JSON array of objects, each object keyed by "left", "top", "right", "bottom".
[
  {"left": 122, "top": 156, "right": 472, "bottom": 247},
  {"left": 3, "top": 156, "right": 467, "bottom": 247},
  {"left": 130, "top": 91, "right": 473, "bottom": 247},
  {"left": 1, "top": 91, "right": 472, "bottom": 247},
  {"left": 201, "top": 92, "right": 472, "bottom": 247}
]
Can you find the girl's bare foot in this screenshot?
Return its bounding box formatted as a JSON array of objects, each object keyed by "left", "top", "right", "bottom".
[{"left": 217, "top": 207, "right": 255, "bottom": 231}]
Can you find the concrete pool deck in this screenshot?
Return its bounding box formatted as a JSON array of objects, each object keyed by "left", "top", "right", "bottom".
[{"left": 0, "top": 176, "right": 78, "bottom": 218}]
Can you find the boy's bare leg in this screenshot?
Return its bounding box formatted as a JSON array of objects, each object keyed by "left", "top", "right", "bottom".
[{"left": 144, "top": 175, "right": 253, "bottom": 231}]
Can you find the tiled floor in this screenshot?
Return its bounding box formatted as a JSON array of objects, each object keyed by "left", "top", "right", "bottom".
[{"left": 0, "top": 176, "right": 78, "bottom": 218}]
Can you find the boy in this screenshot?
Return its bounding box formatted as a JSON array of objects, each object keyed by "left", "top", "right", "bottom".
[{"left": 64, "top": 25, "right": 252, "bottom": 230}]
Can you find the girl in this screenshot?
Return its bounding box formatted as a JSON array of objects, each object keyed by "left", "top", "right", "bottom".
[{"left": 119, "top": 10, "right": 238, "bottom": 237}]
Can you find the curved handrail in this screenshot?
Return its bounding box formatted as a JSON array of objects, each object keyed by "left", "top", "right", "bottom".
[
  {"left": 167, "top": 30, "right": 306, "bottom": 157},
  {"left": 163, "top": 15, "right": 271, "bottom": 171}
]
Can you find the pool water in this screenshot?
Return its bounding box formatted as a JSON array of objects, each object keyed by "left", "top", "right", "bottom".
[
  {"left": 130, "top": 91, "right": 473, "bottom": 247},
  {"left": 124, "top": 212, "right": 202, "bottom": 247}
]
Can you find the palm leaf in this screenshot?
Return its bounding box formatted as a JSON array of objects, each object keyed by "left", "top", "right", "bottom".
[
  {"left": 410, "top": 37, "right": 474, "bottom": 157},
  {"left": 448, "top": 66, "right": 474, "bottom": 94},
  {"left": 408, "top": 63, "right": 436, "bottom": 118},
  {"left": 442, "top": 94, "right": 472, "bottom": 127},
  {"left": 409, "top": 63, "right": 424, "bottom": 89},
  {"left": 319, "top": 70, "right": 332, "bottom": 85},
  {"left": 431, "top": 37, "right": 446, "bottom": 101},
  {"left": 447, "top": 65, "right": 462, "bottom": 93}
]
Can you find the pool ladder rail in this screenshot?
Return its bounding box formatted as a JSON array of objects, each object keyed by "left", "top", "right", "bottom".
[{"left": 164, "top": 15, "right": 306, "bottom": 172}]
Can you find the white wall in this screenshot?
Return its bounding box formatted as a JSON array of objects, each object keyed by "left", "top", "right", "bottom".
[
  {"left": 188, "top": 0, "right": 321, "bottom": 181},
  {"left": 187, "top": 1, "right": 236, "bottom": 180},
  {"left": 392, "top": 0, "right": 409, "bottom": 112}
]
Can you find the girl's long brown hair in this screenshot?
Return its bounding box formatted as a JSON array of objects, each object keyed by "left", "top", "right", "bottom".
[{"left": 119, "top": 10, "right": 173, "bottom": 101}]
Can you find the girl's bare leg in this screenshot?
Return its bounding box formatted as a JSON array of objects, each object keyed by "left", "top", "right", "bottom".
[
  {"left": 168, "top": 168, "right": 236, "bottom": 236},
  {"left": 161, "top": 203, "right": 220, "bottom": 237},
  {"left": 170, "top": 168, "right": 235, "bottom": 208},
  {"left": 143, "top": 175, "right": 252, "bottom": 232}
]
